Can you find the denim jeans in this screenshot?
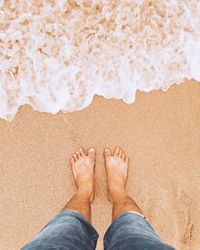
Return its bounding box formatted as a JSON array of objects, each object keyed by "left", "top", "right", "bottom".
[{"left": 21, "top": 210, "right": 175, "bottom": 250}]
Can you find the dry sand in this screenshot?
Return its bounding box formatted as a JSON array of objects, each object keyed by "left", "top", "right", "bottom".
[{"left": 0, "top": 80, "right": 200, "bottom": 250}]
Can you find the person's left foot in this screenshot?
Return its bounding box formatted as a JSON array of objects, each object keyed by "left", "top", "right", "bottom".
[{"left": 70, "top": 148, "right": 96, "bottom": 202}]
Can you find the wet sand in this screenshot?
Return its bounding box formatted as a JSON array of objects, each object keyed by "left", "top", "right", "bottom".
[{"left": 0, "top": 80, "right": 200, "bottom": 250}]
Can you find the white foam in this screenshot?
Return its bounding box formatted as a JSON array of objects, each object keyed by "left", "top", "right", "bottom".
[{"left": 0, "top": 0, "right": 200, "bottom": 121}]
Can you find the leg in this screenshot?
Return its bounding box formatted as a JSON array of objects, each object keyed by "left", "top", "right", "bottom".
[
  {"left": 103, "top": 147, "right": 175, "bottom": 250},
  {"left": 104, "top": 147, "right": 142, "bottom": 221},
  {"left": 21, "top": 148, "right": 98, "bottom": 250}
]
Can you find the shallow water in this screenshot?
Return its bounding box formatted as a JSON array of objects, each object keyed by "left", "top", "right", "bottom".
[{"left": 0, "top": 0, "right": 200, "bottom": 121}]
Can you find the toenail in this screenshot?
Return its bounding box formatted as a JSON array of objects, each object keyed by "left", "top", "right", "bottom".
[{"left": 89, "top": 148, "right": 95, "bottom": 152}]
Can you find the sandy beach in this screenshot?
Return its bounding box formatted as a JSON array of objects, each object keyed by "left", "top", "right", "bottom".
[{"left": 0, "top": 80, "right": 200, "bottom": 250}]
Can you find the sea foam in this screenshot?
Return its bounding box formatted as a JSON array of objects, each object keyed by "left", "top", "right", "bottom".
[{"left": 0, "top": 0, "right": 200, "bottom": 121}]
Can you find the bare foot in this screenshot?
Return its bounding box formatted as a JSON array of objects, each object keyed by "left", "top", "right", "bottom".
[
  {"left": 70, "top": 147, "right": 95, "bottom": 202},
  {"left": 104, "top": 147, "right": 129, "bottom": 202}
]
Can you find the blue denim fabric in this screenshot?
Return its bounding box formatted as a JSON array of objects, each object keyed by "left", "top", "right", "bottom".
[
  {"left": 21, "top": 210, "right": 175, "bottom": 250},
  {"left": 21, "top": 210, "right": 99, "bottom": 250},
  {"left": 104, "top": 212, "right": 176, "bottom": 250}
]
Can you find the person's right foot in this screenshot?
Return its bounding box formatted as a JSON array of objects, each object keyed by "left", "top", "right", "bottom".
[
  {"left": 104, "top": 147, "right": 129, "bottom": 202},
  {"left": 70, "top": 147, "right": 95, "bottom": 202}
]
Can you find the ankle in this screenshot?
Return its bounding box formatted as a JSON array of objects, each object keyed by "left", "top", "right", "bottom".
[
  {"left": 77, "top": 184, "right": 93, "bottom": 201},
  {"left": 109, "top": 186, "right": 127, "bottom": 203}
]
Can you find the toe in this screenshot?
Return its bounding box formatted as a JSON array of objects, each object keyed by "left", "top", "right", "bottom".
[
  {"left": 125, "top": 156, "right": 129, "bottom": 165},
  {"left": 104, "top": 148, "right": 111, "bottom": 158},
  {"left": 122, "top": 153, "right": 126, "bottom": 161},
  {"left": 119, "top": 149, "right": 123, "bottom": 158},
  {"left": 79, "top": 148, "right": 85, "bottom": 156},
  {"left": 76, "top": 150, "right": 81, "bottom": 159},
  {"left": 74, "top": 154, "right": 77, "bottom": 161},
  {"left": 114, "top": 147, "right": 120, "bottom": 156},
  {"left": 70, "top": 157, "right": 75, "bottom": 165},
  {"left": 88, "top": 148, "right": 96, "bottom": 159}
]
